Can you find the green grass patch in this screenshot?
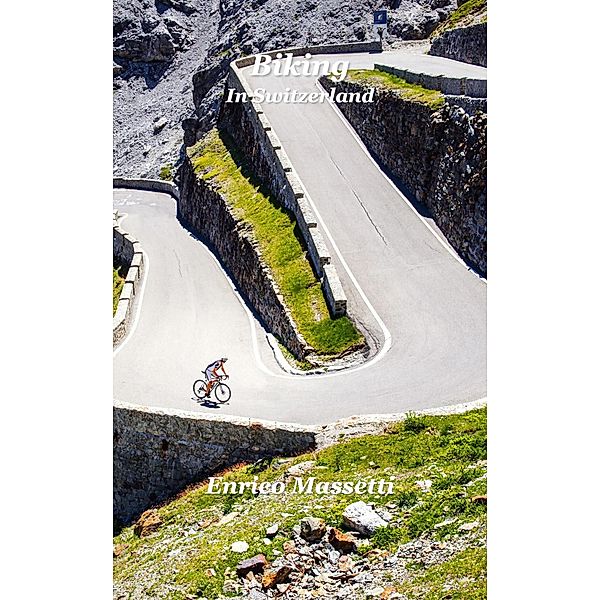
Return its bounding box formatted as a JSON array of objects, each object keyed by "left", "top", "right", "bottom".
[
  {"left": 159, "top": 162, "right": 174, "bottom": 181},
  {"left": 113, "top": 267, "right": 124, "bottom": 315},
  {"left": 398, "top": 547, "right": 487, "bottom": 599},
  {"left": 114, "top": 409, "right": 487, "bottom": 599},
  {"left": 345, "top": 70, "right": 445, "bottom": 109},
  {"left": 187, "top": 129, "right": 363, "bottom": 356},
  {"left": 433, "top": 0, "right": 487, "bottom": 36},
  {"left": 277, "top": 342, "right": 314, "bottom": 371}
]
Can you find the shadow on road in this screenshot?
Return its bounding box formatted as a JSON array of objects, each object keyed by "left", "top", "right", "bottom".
[{"left": 191, "top": 397, "right": 230, "bottom": 410}]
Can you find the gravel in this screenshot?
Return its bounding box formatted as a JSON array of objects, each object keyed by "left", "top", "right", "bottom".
[{"left": 226, "top": 517, "right": 486, "bottom": 599}]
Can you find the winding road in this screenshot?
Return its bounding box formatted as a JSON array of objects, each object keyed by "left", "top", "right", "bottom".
[{"left": 113, "top": 48, "right": 487, "bottom": 425}]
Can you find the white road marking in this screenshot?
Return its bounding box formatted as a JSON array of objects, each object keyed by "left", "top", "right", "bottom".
[
  {"left": 294, "top": 167, "right": 394, "bottom": 371},
  {"left": 316, "top": 78, "right": 487, "bottom": 283},
  {"left": 114, "top": 60, "right": 486, "bottom": 381}
]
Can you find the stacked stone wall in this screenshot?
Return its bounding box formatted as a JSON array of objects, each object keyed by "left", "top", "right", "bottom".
[
  {"left": 178, "top": 156, "right": 313, "bottom": 359},
  {"left": 430, "top": 22, "right": 487, "bottom": 67},
  {"left": 320, "top": 77, "right": 486, "bottom": 275},
  {"left": 219, "top": 60, "right": 348, "bottom": 316},
  {"left": 113, "top": 213, "right": 145, "bottom": 346}
]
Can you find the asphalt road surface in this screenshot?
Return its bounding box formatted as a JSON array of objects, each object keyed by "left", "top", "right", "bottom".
[{"left": 113, "top": 49, "right": 487, "bottom": 425}]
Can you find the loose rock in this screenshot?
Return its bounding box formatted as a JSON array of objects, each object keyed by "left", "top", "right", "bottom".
[
  {"left": 133, "top": 509, "right": 162, "bottom": 537},
  {"left": 328, "top": 528, "right": 357, "bottom": 553},
  {"left": 113, "top": 543, "right": 128, "bottom": 558},
  {"left": 300, "top": 517, "right": 326, "bottom": 542},
  {"left": 236, "top": 554, "right": 267, "bottom": 577},
  {"left": 286, "top": 460, "right": 315, "bottom": 477},
  {"left": 231, "top": 540, "right": 250, "bottom": 553},
  {"left": 343, "top": 501, "right": 388, "bottom": 536},
  {"left": 458, "top": 520, "right": 479, "bottom": 532},
  {"left": 153, "top": 117, "right": 167, "bottom": 134},
  {"left": 218, "top": 511, "right": 239, "bottom": 525},
  {"left": 415, "top": 479, "right": 433, "bottom": 492},
  {"left": 262, "top": 565, "right": 293, "bottom": 589}
]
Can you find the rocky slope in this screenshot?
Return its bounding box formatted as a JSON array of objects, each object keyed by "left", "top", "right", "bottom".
[
  {"left": 429, "top": 0, "right": 487, "bottom": 66},
  {"left": 113, "top": 409, "right": 487, "bottom": 599},
  {"left": 113, "top": 0, "right": 458, "bottom": 177}
]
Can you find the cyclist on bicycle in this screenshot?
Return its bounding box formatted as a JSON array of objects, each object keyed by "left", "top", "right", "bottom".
[{"left": 204, "top": 357, "right": 228, "bottom": 397}]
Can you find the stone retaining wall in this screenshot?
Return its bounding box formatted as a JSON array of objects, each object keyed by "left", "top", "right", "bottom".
[
  {"left": 114, "top": 401, "right": 318, "bottom": 524},
  {"left": 113, "top": 177, "right": 180, "bottom": 200},
  {"left": 320, "top": 76, "right": 486, "bottom": 276},
  {"left": 233, "top": 41, "right": 382, "bottom": 68},
  {"left": 178, "top": 154, "right": 313, "bottom": 359},
  {"left": 430, "top": 22, "right": 487, "bottom": 67},
  {"left": 113, "top": 214, "right": 145, "bottom": 346},
  {"left": 444, "top": 95, "right": 487, "bottom": 115},
  {"left": 375, "top": 63, "right": 486, "bottom": 98},
  {"left": 218, "top": 56, "right": 348, "bottom": 317}
]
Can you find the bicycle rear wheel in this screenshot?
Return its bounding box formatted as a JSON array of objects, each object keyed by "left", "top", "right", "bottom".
[
  {"left": 214, "top": 383, "right": 231, "bottom": 403},
  {"left": 193, "top": 379, "right": 208, "bottom": 399}
]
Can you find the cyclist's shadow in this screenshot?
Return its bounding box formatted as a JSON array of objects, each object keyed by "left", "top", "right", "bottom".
[{"left": 192, "top": 397, "right": 223, "bottom": 409}]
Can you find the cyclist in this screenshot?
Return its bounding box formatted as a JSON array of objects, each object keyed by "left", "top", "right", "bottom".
[{"left": 204, "top": 357, "right": 228, "bottom": 397}]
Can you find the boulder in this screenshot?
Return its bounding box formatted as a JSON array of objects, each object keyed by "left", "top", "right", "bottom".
[
  {"left": 236, "top": 554, "right": 268, "bottom": 578},
  {"left": 133, "top": 509, "right": 162, "bottom": 537},
  {"left": 328, "top": 528, "right": 357, "bottom": 553},
  {"left": 153, "top": 117, "right": 168, "bottom": 134},
  {"left": 160, "top": 0, "right": 197, "bottom": 15},
  {"left": 262, "top": 565, "right": 293, "bottom": 589},
  {"left": 342, "top": 502, "right": 387, "bottom": 536},
  {"left": 113, "top": 543, "right": 128, "bottom": 557},
  {"left": 299, "top": 517, "right": 326, "bottom": 542},
  {"left": 286, "top": 460, "right": 315, "bottom": 477},
  {"left": 230, "top": 540, "right": 250, "bottom": 553}
]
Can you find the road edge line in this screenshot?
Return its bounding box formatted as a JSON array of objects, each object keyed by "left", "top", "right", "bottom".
[{"left": 316, "top": 77, "right": 487, "bottom": 283}]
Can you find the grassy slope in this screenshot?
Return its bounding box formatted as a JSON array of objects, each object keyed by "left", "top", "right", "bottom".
[
  {"left": 159, "top": 163, "right": 174, "bottom": 181},
  {"left": 113, "top": 267, "right": 124, "bottom": 315},
  {"left": 345, "top": 70, "right": 445, "bottom": 109},
  {"left": 114, "top": 409, "right": 487, "bottom": 599},
  {"left": 187, "top": 128, "right": 362, "bottom": 356},
  {"left": 399, "top": 546, "right": 487, "bottom": 599},
  {"left": 433, "top": 0, "right": 487, "bottom": 37}
]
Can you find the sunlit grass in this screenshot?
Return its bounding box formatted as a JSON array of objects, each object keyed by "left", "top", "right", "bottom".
[
  {"left": 187, "top": 129, "right": 363, "bottom": 356},
  {"left": 433, "top": 0, "right": 487, "bottom": 37},
  {"left": 113, "top": 267, "right": 124, "bottom": 315},
  {"left": 345, "top": 70, "right": 445, "bottom": 109},
  {"left": 114, "top": 409, "right": 487, "bottom": 599}
]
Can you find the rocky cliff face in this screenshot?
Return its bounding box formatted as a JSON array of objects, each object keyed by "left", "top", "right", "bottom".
[
  {"left": 113, "top": 0, "right": 457, "bottom": 177},
  {"left": 321, "top": 77, "right": 486, "bottom": 276}
]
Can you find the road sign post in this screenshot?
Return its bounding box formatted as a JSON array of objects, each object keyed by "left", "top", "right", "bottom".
[{"left": 373, "top": 10, "right": 388, "bottom": 42}]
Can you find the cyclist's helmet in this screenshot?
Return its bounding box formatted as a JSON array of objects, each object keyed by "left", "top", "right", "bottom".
[{"left": 221, "top": 357, "right": 228, "bottom": 362}]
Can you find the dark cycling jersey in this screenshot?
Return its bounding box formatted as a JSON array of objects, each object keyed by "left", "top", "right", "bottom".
[{"left": 206, "top": 360, "right": 222, "bottom": 372}]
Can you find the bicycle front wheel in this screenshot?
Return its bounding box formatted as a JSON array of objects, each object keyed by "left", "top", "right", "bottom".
[
  {"left": 214, "top": 383, "right": 231, "bottom": 403},
  {"left": 193, "top": 379, "right": 208, "bottom": 399}
]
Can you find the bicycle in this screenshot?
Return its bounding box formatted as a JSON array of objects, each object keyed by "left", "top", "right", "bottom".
[{"left": 192, "top": 375, "right": 232, "bottom": 403}]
